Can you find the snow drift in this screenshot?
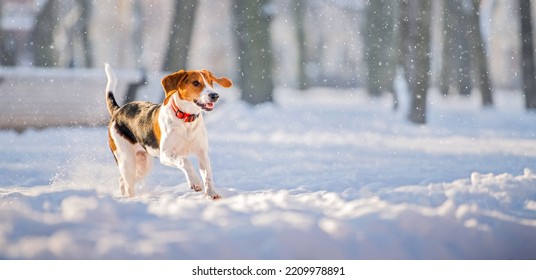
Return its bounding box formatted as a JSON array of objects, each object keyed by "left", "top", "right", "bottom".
[{"left": 1, "top": 88, "right": 535, "bottom": 259}]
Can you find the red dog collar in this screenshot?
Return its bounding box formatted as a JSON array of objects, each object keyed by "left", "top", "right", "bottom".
[{"left": 170, "top": 98, "right": 200, "bottom": 123}]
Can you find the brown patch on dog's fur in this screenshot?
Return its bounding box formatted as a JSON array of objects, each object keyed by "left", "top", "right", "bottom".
[
  {"left": 108, "top": 127, "right": 118, "bottom": 163},
  {"left": 161, "top": 70, "right": 187, "bottom": 105},
  {"left": 178, "top": 72, "right": 204, "bottom": 101},
  {"left": 153, "top": 107, "right": 161, "bottom": 144},
  {"left": 201, "top": 70, "right": 233, "bottom": 88}
]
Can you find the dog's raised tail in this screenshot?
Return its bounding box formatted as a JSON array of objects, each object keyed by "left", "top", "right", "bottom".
[{"left": 105, "top": 63, "right": 120, "bottom": 116}]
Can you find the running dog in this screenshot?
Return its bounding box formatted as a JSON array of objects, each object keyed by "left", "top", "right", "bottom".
[{"left": 105, "top": 64, "right": 232, "bottom": 199}]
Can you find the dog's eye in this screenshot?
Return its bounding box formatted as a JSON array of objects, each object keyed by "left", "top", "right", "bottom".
[{"left": 192, "top": 81, "right": 201, "bottom": 87}]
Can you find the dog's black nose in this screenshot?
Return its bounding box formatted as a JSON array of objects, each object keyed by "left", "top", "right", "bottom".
[{"left": 209, "top": 93, "right": 219, "bottom": 101}]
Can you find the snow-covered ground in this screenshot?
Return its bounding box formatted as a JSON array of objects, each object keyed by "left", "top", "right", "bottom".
[{"left": 1, "top": 88, "right": 536, "bottom": 259}]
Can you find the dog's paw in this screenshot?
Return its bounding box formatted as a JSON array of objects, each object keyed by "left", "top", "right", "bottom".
[
  {"left": 190, "top": 183, "right": 203, "bottom": 192},
  {"left": 205, "top": 190, "right": 221, "bottom": 200}
]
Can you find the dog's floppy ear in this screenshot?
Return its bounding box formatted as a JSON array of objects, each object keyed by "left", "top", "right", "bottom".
[
  {"left": 161, "top": 70, "right": 187, "bottom": 104},
  {"left": 202, "top": 69, "right": 233, "bottom": 88}
]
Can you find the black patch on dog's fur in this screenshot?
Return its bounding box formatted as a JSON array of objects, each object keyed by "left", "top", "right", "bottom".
[
  {"left": 111, "top": 101, "right": 161, "bottom": 150},
  {"left": 107, "top": 91, "right": 120, "bottom": 114}
]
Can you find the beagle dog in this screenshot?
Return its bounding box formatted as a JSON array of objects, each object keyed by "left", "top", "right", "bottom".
[{"left": 105, "top": 64, "right": 232, "bottom": 199}]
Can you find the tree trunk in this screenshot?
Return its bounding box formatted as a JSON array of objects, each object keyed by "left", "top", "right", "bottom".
[
  {"left": 401, "top": 0, "right": 431, "bottom": 124},
  {"left": 234, "top": 0, "right": 274, "bottom": 104},
  {"left": 365, "top": 0, "right": 398, "bottom": 97},
  {"left": 163, "top": 0, "right": 197, "bottom": 72},
  {"left": 440, "top": 0, "right": 454, "bottom": 96},
  {"left": 519, "top": 0, "right": 536, "bottom": 110},
  {"left": 0, "top": 0, "right": 16, "bottom": 66},
  {"left": 77, "top": 0, "right": 93, "bottom": 68},
  {"left": 32, "top": 0, "right": 60, "bottom": 67},
  {"left": 294, "top": 0, "right": 308, "bottom": 90},
  {"left": 458, "top": 8, "right": 472, "bottom": 97},
  {"left": 469, "top": 0, "right": 493, "bottom": 107},
  {"left": 440, "top": 0, "right": 472, "bottom": 97},
  {"left": 132, "top": 0, "right": 144, "bottom": 70}
]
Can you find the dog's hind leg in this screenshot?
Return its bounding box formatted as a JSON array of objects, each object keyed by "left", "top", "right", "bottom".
[
  {"left": 117, "top": 150, "right": 136, "bottom": 197},
  {"left": 110, "top": 126, "right": 138, "bottom": 197},
  {"left": 135, "top": 149, "right": 152, "bottom": 182}
]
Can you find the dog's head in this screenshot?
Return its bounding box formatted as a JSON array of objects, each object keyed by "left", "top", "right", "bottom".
[{"left": 161, "top": 69, "right": 232, "bottom": 111}]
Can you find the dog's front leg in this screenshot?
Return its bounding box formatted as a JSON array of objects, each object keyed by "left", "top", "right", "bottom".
[
  {"left": 160, "top": 152, "right": 203, "bottom": 192},
  {"left": 197, "top": 150, "right": 220, "bottom": 200}
]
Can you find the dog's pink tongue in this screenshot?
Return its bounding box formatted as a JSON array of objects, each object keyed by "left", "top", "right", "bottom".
[{"left": 206, "top": 102, "right": 214, "bottom": 109}]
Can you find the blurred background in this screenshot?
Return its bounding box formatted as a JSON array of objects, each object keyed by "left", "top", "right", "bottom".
[{"left": 0, "top": 0, "right": 535, "bottom": 128}]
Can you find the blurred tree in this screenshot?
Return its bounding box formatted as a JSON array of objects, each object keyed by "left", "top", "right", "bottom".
[
  {"left": 0, "top": 0, "right": 16, "bottom": 66},
  {"left": 440, "top": 0, "right": 493, "bottom": 106},
  {"left": 400, "top": 0, "right": 431, "bottom": 124},
  {"left": 32, "top": 0, "right": 60, "bottom": 67},
  {"left": 77, "top": 0, "right": 93, "bottom": 68},
  {"left": 163, "top": 0, "right": 197, "bottom": 72},
  {"left": 63, "top": 0, "right": 93, "bottom": 68},
  {"left": 132, "top": 0, "right": 144, "bottom": 70},
  {"left": 294, "top": 0, "right": 308, "bottom": 90},
  {"left": 519, "top": 0, "right": 536, "bottom": 109},
  {"left": 233, "top": 0, "right": 274, "bottom": 104},
  {"left": 468, "top": 0, "right": 493, "bottom": 107},
  {"left": 439, "top": 0, "right": 453, "bottom": 97},
  {"left": 440, "top": 0, "right": 471, "bottom": 97},
  {"left": 364, "top": 0, "right": 398, "bottom": 97},
  {"left": 126, "top": 0, "right": 147, "bottom": 103}
]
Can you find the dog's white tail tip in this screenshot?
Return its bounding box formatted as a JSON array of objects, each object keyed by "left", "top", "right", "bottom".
[{"left": 104, "top": 63, "right": 117, "bottom": 94}]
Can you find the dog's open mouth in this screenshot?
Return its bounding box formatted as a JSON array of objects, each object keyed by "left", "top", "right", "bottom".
[{"left": 195, "top": 100, "right": 215, "bottom": 111}]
